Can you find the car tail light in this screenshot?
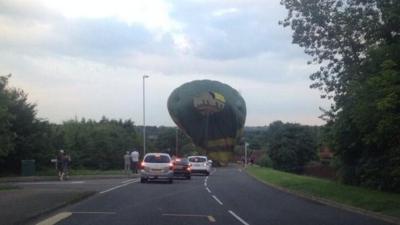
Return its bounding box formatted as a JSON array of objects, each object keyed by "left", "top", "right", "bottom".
[
  {"left": 140, "top": 161, "right": 145, "bottom": 169},
  {"left": 169, "top": 162, "right": 174, "bottom": 170}
]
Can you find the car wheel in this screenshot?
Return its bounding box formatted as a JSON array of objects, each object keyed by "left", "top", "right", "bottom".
[
  {"left": 205, "top": 172, "right": 210, "bottom": 176},
  {"left": 168, "top": 178, "right": 173, "bottom": 184},
  {"left": 187, "top": 175, "right": 191, "bottom": 180},
  {"left": 140, "top": 178, "right": 147, "bottom": 183}
]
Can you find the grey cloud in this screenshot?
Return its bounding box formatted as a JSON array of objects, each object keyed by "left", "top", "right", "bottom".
[{"left": 170, "top": 0, "right": 303, "bottom": 60}]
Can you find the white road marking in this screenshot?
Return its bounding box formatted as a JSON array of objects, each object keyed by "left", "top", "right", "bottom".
[
  {"left": 20, "top": 181, "right": 85, "bottom": 185},
  {"left": 206, "top": 187, "right": 212, "bottom": 193},
  {"left": 228, "top": 210, "right": 250, "bottom": 225},
  {"left": 208, "top": 215, "right": 216, "bottom": 222},
  {"left": 100, "top": 180, "right": 138, "bottom": 194},
  {"left": 212, "top": 195, "right": 223, "bottom": 205},
  {"left": 162, "top": 213, "right": 216, "bottom": 223},
  {"left": 121, "top": 178, "right": 138, "bottom": 184},
  {"left": 71, "top": 211, "right": 116, "bottom": 214},
  {"left": 36, "top": 212, "right": 72, "bottom": 225},
  {"left": 210, "top": 169, "right": 217, "bottom": 175},
  {"left": 70, "top": 181, "right": 85, "bottom": 184}
]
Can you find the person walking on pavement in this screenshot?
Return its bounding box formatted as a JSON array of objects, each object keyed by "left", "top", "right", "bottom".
[
  {"left": 62, "top": 153, "right": 71, "bottom": 180},
  {"left": 130, "top": 150, "right": 139, "bottom": 174},
  {"left": 124, "top": 151, "right": 131, "bottom": 174},
  {"left": 56, "top": 150, "right": 64, "bottom": 180}
]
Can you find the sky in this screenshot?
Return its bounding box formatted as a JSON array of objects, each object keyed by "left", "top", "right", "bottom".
[{"left": 0, "top": 0, "right": 329, "bottom": 126}]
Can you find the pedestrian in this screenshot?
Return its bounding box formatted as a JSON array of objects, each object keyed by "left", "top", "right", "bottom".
[
  {"left": 124, "top": 151, "right": 131, "bottom": 174},
  {"left": 62, "top": 153, "right": 71, "bottom": 180},
  {"left": 130, "top": 150, "right": 139, "bottom": 173},
  {"left": 56, "top": 150, "right": 64, "bottom": 180}
]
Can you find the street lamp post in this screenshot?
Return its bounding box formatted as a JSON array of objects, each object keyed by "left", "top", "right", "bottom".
[{"left": 143, "top": 75, "right": 149, "bottom": 156}]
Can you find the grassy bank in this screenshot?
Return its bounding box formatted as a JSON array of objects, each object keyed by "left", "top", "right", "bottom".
[{"left": 247, "top": 166, "right": 400, "bottom": 219}]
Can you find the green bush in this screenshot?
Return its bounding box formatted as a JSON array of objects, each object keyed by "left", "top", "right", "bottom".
[{"left": 255, "top": 154, "right": 273, "bottom": 168}]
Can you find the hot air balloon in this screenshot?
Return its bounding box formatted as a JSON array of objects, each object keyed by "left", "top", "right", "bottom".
[{"left": 167, "top": 80, "right": 246, "bottom": 165}]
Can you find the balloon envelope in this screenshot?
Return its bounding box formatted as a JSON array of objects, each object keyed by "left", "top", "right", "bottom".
[{"left": 167, "top": 80, "right": 246, "bottom": 156}]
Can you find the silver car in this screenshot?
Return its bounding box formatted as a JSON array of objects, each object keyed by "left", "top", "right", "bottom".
[{"left": 140, "top": 153, "right": 174, "bottom": 183}]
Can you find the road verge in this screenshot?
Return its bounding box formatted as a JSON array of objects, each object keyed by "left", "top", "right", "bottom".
[{"left": 246, "top": 166, "right": 400, "bottom": 225}]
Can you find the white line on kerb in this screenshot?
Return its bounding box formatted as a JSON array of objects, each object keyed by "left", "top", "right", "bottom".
[
  {"left": 212, "top": 195, "right": 223, "bottom": 205},
  {"left": 206, "top": 187, "right": 211, "bottom": 193},
  {"left": 228, "top": 210, "right": 250, "bottom": 225},
  {"left": 100, "top": 180, "right": 138, "bottom": 194}
]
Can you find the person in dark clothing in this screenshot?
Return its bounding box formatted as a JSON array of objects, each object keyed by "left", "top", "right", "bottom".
[{"left": 57, "top": 150, "right": 65, "bottom": 180}]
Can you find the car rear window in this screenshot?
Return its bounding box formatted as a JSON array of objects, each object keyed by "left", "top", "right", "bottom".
[
  {"left": 174, "top": 158, "right": 189, "bottom": 165},
  {"left": 189, "top": 157, "right": 206, "bottom": 162},
  {"left": 144, "top": 155, "right": 170, "bottom": 163}
]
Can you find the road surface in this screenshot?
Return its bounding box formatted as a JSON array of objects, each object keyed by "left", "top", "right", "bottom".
[{"left": 33, "top": 166, "right": 389, "bottom": 225}]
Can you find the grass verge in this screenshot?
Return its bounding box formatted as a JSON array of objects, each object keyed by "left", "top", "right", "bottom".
[
  {"left": 247, "top": 166, "right": 400, "bottom": 219},
  {"left": 0, "top": 184, "right": 19, "bottom": 191}
]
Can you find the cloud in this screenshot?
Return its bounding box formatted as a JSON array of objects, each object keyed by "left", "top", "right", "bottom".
[{"left": 0, "top": 0, "right": 328, "bottom": 126}]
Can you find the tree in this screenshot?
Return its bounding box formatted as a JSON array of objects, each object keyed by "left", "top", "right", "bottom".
[
  {"left": 281, "top": 0, "right": 400, "bottom": 191},
  {"left": 267, "top": 121, "right": 318, "bottom": 172},
  {"left": 0, "top": 75, "right": 14, "bottom": 158}
]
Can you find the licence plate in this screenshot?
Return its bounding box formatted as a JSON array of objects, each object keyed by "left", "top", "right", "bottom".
[
  {"left": 175, "top": 165, "right": 183, "bottom": 169},
  {"left": 151, "top": 169, "right": 162, "bottom": 172}
]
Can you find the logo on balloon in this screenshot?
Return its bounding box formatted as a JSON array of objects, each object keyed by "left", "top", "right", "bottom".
[{"left": 193, "top": 91, "right": 225, "bottom": 115}]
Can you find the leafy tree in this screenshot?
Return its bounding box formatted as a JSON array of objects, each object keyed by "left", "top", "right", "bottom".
[
  {"left": 281, "top": 0, "right": 400, "bottom": 190},
  {"left": 0, "top": 75, "right": 14, "bottom": 158},
  {"left": 267, "top": 121, "right": 318, "bottom": 172}
]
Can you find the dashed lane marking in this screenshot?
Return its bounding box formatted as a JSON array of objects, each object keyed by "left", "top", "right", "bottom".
[
  {"left": 206, "top": 187, "right": 212, "bottom": 193},
  {"left": 36, "top": 212, "right": 72, "bottom": 225},
  {"left": 100, "top": 180, "right": 138, "bottom": 194},
  {"left": 228, "top": 210, "right": 250, "bottom": 225},
  {"left": 212, "top": 195, "right": 223, "bottom": 205},
  {"left": 162, "top": 213, "right": 216, "bottom": 223}
]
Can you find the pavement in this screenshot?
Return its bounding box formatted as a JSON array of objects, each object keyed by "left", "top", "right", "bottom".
[{"left": 20, "top": 166, "right": 392, "bottom": 225}]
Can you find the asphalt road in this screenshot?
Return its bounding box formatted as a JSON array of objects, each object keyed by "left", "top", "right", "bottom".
[{"left": 33, "top": 166, "right": 390, "bottom": 225}]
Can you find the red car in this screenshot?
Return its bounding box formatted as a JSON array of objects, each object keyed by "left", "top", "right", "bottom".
[{"left": 173, "top": 158, "right": 191, "bottom": 179}]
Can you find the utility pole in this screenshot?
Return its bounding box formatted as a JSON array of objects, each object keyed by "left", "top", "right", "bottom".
[{"left": 142, "top": 75, "right": 149, "bottom": 156}]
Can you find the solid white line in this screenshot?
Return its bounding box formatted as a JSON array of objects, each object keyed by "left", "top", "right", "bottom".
[
  {"left": 71, "top": 211, "right": 116, "bottom": 214},
  {"left": 206, "top": 187, "right": 211, "bottom": 193},
  {"left": 121, "top": 178, "right": 139, "bottom": 184},
  {"left": 70, "top": 181, "right": 85, "bottom": 184},
  {"left": 212, "top": 195, "right": 223, "bottom": 205},
  {"left": 228, "top": 210, "right": 250, "bottom": 225},
  {"left": 20, "top": 181, "right": 85, "bottom": 185},
  {"left": 36, "top": 212, "right": 72, "bottom": 225},
  {"left": 100, "top": 180, "right": 138, "bottom": 194}
]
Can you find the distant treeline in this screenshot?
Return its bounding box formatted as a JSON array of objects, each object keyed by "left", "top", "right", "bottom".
[{"left": 0, "top": 75, "right": 199, "bottom": 173}]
